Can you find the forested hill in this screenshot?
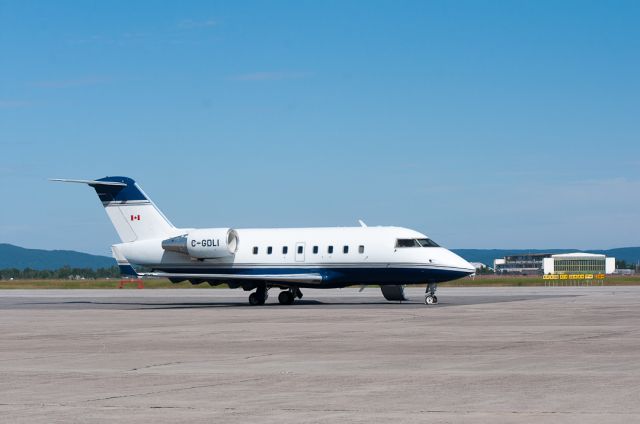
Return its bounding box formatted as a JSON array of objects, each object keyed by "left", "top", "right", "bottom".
[{"left": 0, "top": 244, "right": 114, "bottom": 270}]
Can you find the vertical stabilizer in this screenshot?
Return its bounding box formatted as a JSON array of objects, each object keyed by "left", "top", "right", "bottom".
[{"left": 51, "top": 176, "right": 176, "bottom": 242}]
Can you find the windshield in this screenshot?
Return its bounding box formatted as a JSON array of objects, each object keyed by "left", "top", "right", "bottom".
[
  {"left": 396, "top": 238, "right": 440, "bottom": 248},
  {"left": 417, "top": 238, "right": 439, "bottom": 247}
]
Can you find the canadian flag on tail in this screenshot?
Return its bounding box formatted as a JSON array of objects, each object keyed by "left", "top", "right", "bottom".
[{"left": 131, "top": 214, "right": 141, "bottom": 221}]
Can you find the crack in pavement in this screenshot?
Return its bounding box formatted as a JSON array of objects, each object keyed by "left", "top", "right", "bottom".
[
  {"left": 129, "top": 361, "right": 184, "bottom": 371},
  {"left": 83, "top": 377, "right": 264, "bottom": 402},
  {"left": 2, "top": 403, "right": 639, "bottom": 416},
  {"left": 244, "top": 353, "right": 274, "bottom": 360}
]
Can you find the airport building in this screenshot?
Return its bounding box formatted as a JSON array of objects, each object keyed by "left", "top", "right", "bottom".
[
  {"left": 542, "top": 253, "right": 615, "bottom": 275},
  {"left": 493, "top": 253, "right": 551, "bottom": 274},
  {"left": 494, "top": 252, "right": 616, "bottom": 275}
]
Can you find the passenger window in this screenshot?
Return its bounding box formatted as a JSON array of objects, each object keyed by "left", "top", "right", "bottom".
[
  {"left": 282, "top": 246, "right": 288, "bottom": 254},
  {"left": 267, "top": 246, "right": 273, "bottom": 255},
  {"left": 313, "top": 246, "right": 319, "bottom": 254},
  {"left": 359, "top": 245, "right": 365, "bottom": 254},
  {"left": 297, "top": 245, "right": 303, "bottom": 254},
  {"left": 253, "top": 246, "right": 258, "bottom": 254},
  {"left": 328, "top": 246, "right": 334, "bottom": 254},
  {"left": 343, "top": 245, "right": 349, "bottom": 254}
]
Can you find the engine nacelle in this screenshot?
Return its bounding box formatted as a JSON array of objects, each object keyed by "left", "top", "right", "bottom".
[{"left": 162, "top": 228, "right": 239, "bottom": 259}]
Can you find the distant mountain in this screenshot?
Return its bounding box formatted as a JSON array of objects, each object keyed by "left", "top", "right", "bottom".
[
  {"left": 453, "top": 247, "right": 640, "bottom": 267},
  {"left": 0, "top": 244, "right": 115, "bottom": 270}
]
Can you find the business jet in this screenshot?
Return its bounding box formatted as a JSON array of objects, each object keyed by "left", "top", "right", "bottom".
[{"left": 51, "top": 176, "right": 475, "bottom": 305}]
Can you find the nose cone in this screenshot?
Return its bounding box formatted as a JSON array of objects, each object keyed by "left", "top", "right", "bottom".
[
  {"left": 455, "top": 254, "right": 476, "bottom": 275},
  {"left": 443, "top": 249, "right": 476, "bottom": 275}
]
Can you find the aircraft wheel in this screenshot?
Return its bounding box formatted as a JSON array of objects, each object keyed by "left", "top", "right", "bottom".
[
  {"left": 278, "top": 290, "right": 295, "bottom": 305},
  {"left": 424, "top": 295, "right": 435, "bottom": 305},
  {"left": 432, "top": 295, "right": 438, "bottom": 304},
  {"left": 249, "top": 292, "right": 265, "bottom": 306}
]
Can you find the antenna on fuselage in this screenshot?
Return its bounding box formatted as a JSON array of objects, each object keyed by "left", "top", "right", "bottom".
[{"left": 358, "top": 219, "right": 367, "bottom": 227}]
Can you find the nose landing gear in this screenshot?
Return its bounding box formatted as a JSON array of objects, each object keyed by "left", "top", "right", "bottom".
[
  {"left": 424, "top": 294, "right": 438, "bottom": 304},
  {"left": 424, "top": 282, "right": 438, "bottom": 305}
]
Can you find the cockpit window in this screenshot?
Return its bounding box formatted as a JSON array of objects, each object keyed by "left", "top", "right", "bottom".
[
  {"left": 396, "top": 239, "right": 420, "bottom": 248},
  {"left": 396, "top": 238, "right": 440, "bottom": 248},
  {"left": 417, "top": 238, "right": 439, "bottom": 247}
]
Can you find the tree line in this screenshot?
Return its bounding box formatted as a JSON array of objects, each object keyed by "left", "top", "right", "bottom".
[
  {"left": 0, "top": 266, "right": 121, "bottom": 280},
  {"left": 616, "top": 260, "right": 638, "bottom": 270}
]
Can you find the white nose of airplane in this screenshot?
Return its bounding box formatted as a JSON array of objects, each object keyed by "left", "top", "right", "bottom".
[
  {"left": 443, "top": 249, "right": 476, "bottom": 274},
  {"left": 458, "top": 256, "right": 476, "bottom": 274}
]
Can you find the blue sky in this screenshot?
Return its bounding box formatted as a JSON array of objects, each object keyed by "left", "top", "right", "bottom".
[{"left": 1, "top": 0, "right": 639, "bottom": 255}]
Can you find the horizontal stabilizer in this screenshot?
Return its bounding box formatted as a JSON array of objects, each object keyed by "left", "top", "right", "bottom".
[{"left": 49, "top": 178, "right": 127, "bottom": 187}]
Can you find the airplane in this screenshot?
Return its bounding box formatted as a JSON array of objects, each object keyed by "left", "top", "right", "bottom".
[{"left": 51, "top": 176, "right": 475, "bottom": 305}]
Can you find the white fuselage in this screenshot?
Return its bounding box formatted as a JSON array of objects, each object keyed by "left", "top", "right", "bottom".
[{"left": 115, "top": 226, "right": 474, "bottom": 287}]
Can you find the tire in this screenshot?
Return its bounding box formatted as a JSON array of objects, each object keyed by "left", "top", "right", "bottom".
[
  {"left": 249, "top": 292, "right": 264, "bottom": 306},
  {"left": 424, "top": 295, "right": 434, "bottom": 305},
  {"left": 278, "top": 291, "right": 295, "bottom": 305},
  {"left": 432, "top": 295, "right": 438, "bottom": 304}
]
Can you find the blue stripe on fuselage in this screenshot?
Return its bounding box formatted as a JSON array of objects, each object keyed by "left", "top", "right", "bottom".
[{"left": 154, "top": 266, "right": 471, "bottom": 286}]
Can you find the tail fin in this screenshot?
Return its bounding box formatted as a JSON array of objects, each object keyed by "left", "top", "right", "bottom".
[{"left": 51, "top": 176, "right": 176, "bottom": 242}]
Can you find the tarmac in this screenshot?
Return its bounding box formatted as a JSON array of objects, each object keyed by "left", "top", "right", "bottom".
[{"left": 1, "top": 286, "right": 639, "bottom": 423}]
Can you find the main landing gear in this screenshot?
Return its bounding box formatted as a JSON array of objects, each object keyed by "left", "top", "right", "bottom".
[
  {"left": 424, "top": 282, "right": 438, "bottom": 305},
  {"left": 278, "top": 288, "right": 303, "bottom": 305},
  {"left": 248, "top": 285, "right": 303, "bottom": 306},
  {"left": 248, "top": 284, "right": 268, "bottom": 306}
]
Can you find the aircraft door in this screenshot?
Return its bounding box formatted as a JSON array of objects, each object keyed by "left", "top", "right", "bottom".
[{"left": 295, "top": 242, "right": 305, "bottom": 262}]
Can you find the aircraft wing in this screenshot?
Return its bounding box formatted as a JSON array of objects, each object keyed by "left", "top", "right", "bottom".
[
  {"left": 113, "top": 244, "right": 323, "bottom": 284},
  {"left": 138, "top": 271, "right": 323, "bottom": 284}
]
